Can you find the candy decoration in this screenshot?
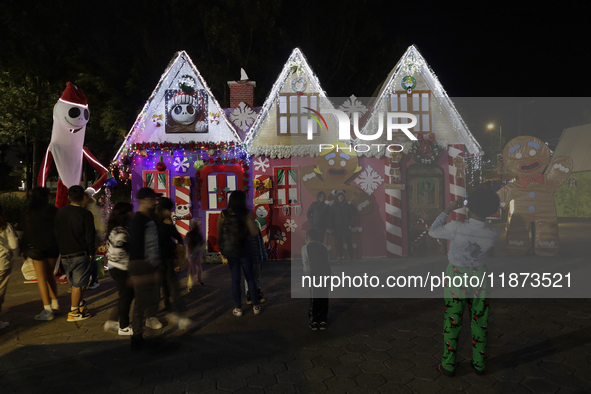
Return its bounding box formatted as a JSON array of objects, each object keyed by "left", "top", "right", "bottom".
[
  {"left": 414, "top": 219, "right": 442, "bottom": 244},
  {"left": 156, "top": 156, "right": 167, "bottom": 172},
  {"left": 173, "top": 176, "right": 192, "bottom": 237},
  {"left": 173, "top": 157, "right": 189, "bottom": 173},
  {"left": 385, "top": 151, "right": 403, "bottom": 258},
  {"left": 448, "top": 145, "right": 467, "bottom": 223},
  {"left": 194, "top": 157, "right": 205, "bottom": 171}
]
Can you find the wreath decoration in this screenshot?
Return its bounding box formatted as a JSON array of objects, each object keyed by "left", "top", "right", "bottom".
[
  {"left": 418, "top": 178, "right": 434, "bottom": 193},
  {"left": 291, "top": 76, "right": 307, "bottom": 93},
  {"left": 178, "top": 75, "right": 197, "bottom": 93},
  {"left": 401, "top": 75, "right": 416, "bottom": 93},
  {"left": 410, "top": 132, "right": 441, "bottom": 165}
]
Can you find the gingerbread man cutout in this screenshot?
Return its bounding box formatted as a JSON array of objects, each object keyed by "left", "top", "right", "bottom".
[
  {"left": 497, "top": 136, "right": 572, "bottom": 256},
  {"left": 301, "top": 142, "right": 373, "bottom": 216}
]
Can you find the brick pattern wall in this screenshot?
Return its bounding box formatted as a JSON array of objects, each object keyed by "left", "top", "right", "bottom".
[{"left": 228, "top": 82, "right": 255, "bottom": 108}]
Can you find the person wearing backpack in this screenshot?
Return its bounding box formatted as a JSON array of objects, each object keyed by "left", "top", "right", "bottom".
[{"left": 217, "top": 190, "right": 261, "bottom": 316}]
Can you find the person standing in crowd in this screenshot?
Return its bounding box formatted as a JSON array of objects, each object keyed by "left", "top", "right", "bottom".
[
  {"left": 20, "top": 187, "right": 61, "bottom": 321},
  {"left": 103, "top": 202, "right": 134, "bottom": 336},
  {"left": 155, "top": 197, "right": 192, "bottom": 329},
  {"left": 55, "top": 185, "right": 95, "bottom": 322},
  {"left": 244, "top": 228, "right": 267, "bottom": 306},
  {"left": 307, "top": 191, "right": 330, "bottom": 243},
  {"left": 129, "top": 187, "right": 162, "bottom": 350},
  {"left": 185, "top": 218, "right": 205, "bottom": 291},
  {"left": 217, "top": 190, "right": 261, "bottom": 317},
  {"left": 329, "top": 190, "right": 354, "bottom": 261},
  {"left": 83, "top": 188, "right": 104, "bottom": 290},
  {"left": 428, "top": 188, "right": 501, "bottom": 377},
  {"left": 0, "top": 204, "right": 19, "bottom": 330},
  {"left": 301, "top": 227, "right": 331, "bottom": 331}
]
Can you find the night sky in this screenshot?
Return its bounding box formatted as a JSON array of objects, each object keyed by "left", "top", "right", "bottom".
[{"left": 2, "top": 1, "right": 590, "bottom": 155}]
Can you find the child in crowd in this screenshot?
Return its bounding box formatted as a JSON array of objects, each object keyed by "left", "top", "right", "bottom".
[
  {"left": 0, "top": 204, "right": 19, "bottom": 329},
  {"left": 185, "top": 219, "right": 205, "bottom": 292},
  {"left": 428, "top": 187, "right": 501, "bottom": 377},
  {"left": 301, "top": 227, "right": 331, "bottom": 330}
]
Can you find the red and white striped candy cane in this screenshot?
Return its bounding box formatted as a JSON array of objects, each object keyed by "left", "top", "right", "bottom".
[
  {"left": 414, "top": 218, "right": 441, "bottom": 244},
  {"left": 448, "top": 145, "right": 467, "bottom": 222},
  {"left": 385, "top": 152, "right": 403, "bottom": 258},
  {"left": 173, "top": 176, "right": 192, "bottom": 237}
]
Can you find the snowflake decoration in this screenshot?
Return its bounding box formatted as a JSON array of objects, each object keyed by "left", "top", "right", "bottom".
[
  {"left": 276, "top": 231, "right": 287, "bottom": 245},
  {"left": 173, "top": 157, "right": 189, "bottom": 173},
  {"left": 354, "top": 165, "right": 384, "bottom": 195},
  {"left": 254, "top": 157, "right": 270, "bottom": 173},
  {"left": 229, "top": 102, "right": 256, "bottom": 130},
  {"left": 338, "top": 95, "right": 367, "bottom": 124},
  {"left": 284, "top": 219, "right": 298, "bottom": 233}
]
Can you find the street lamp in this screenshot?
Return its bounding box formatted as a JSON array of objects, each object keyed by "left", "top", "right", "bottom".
[{"left": 488, "top": 123, "right": 503, "bottom": 184}]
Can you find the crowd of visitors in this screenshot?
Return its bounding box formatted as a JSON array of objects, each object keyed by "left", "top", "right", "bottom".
[{"left": 0, "top": 184, "right": 501, "bottom": 377}]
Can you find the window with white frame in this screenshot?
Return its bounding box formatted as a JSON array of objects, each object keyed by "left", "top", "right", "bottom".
[
  {"left": 277, "top": 93, "right": 319, "bottom": 136},
  {"left": 206, "top": 172, "right": 237, "bottom": 209},
  {"left": 275, "top": 167, "right": 299, "bottom": 206},
  {"left": 389, "top": 90, "right": 431, "bottom": 133}
]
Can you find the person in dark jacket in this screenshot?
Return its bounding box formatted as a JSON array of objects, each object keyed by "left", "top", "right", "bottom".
[
  {"left": 302, "top": 227, "right": 331, "bottom": 330},
  {"left": 306, "top": 191, "right": 330, "bottom": 243},
  {"left": 155, "top": 197, "right": 192, "bottom": 330},
  {"left": 329, "top": 190, "right": 355, "bottom": 260}
]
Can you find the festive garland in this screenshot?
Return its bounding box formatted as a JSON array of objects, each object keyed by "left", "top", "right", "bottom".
[
  {"left": 129, "top": 141, "right": 243, "bottom": 154},
  {"left": 410, "top": 133, "right": 442, "bottom": 165}
]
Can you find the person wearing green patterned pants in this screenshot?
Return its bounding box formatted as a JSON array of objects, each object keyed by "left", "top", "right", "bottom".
[
  {"left": 442, "top": 263, "right": 489, "bottom": 374},
  {"left": 428, "top": 188, "right": 501, "bottom": 377}
]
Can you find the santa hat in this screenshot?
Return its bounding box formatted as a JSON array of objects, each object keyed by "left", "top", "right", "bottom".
[{"left": 59, "top": 82, "right": 88, "bottom": 107}]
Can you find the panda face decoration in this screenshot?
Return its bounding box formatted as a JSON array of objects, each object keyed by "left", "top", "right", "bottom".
[{"left": 54, "top": 100, "right": 90, "bottom": 133}]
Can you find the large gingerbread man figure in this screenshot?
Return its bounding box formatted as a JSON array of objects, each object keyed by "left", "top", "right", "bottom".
[
  {"left": 497, "top": 136, "right": 572, "bottom": 256},
  {"left": 301, "top": 142, "right": 373, "bottom": 215}
]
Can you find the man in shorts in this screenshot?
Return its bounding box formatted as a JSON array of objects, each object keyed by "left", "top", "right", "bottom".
[{"left": 55, "top": 185, "right": 96, "bottom": 322}]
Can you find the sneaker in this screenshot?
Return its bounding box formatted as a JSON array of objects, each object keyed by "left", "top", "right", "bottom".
[
  {"left": 258, "top": 291, "right": 266, "bottom": 303},
  {"left": 319, "top": 322, "right": 327, "bottom": 330},
  {"left": 0, "top": 321, "right": 9, "bottom": 329},
  {"left": 78, "top": 300, "right": 88, "bottom": 314},
  {"left": 246, "top": 291, "right": 252, "bottom": 305},
  {"left": 67, "top": 308, "right": 91, "bottom": 322},
  {"left": 35, "top": 309, "right": 54, "bottom": 321},
  {"left": 178, "top": 316, "right": 193, "bottom": 330},
  {"left": 118, "top": 326, "right": 134, "bottom": 336},
  {"left": 104, "top": 320, "right": 118, "bottom": 332},
  {"left": 309, "top": 322, "right": 319, "bottom": 331},
  {"left": 232, "top": 308, "right": 243, "bottom": 317},
  {"left": 253, "top": 305, "right": 261, "bottom": 316},
  {"left": 146, "top": 317, "right": 162, "bottom": 330},
  {"left": 88, "top": 282, "right": 100, "bottom": 290}
]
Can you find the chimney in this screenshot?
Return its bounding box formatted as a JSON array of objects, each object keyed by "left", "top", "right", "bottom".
[{"left": 228, "top": 68, "right": 256, "bottom": 108}]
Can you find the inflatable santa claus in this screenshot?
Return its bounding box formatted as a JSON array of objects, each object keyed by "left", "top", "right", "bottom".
[{"left": 37, "top": 82, "right": 109, "bottom": 208}]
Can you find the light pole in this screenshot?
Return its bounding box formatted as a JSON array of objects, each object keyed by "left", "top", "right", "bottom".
[{"left": 488, "top": 124, "right": 503, "bottom": 184}]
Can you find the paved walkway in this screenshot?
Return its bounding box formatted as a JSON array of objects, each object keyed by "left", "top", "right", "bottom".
[{"left": 1, "top": 219, "right": 590, "bottom": 393}]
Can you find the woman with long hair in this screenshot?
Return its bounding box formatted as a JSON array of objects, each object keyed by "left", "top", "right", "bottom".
[
  {"left": 103, "top": 202, "right": 135, "bottom": 335},
  {"left": 217, "top": 190, "right": 261, "bottom": 316},
  {"left": 22, "top": 187, "right": 60, "bottom": 321}
]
